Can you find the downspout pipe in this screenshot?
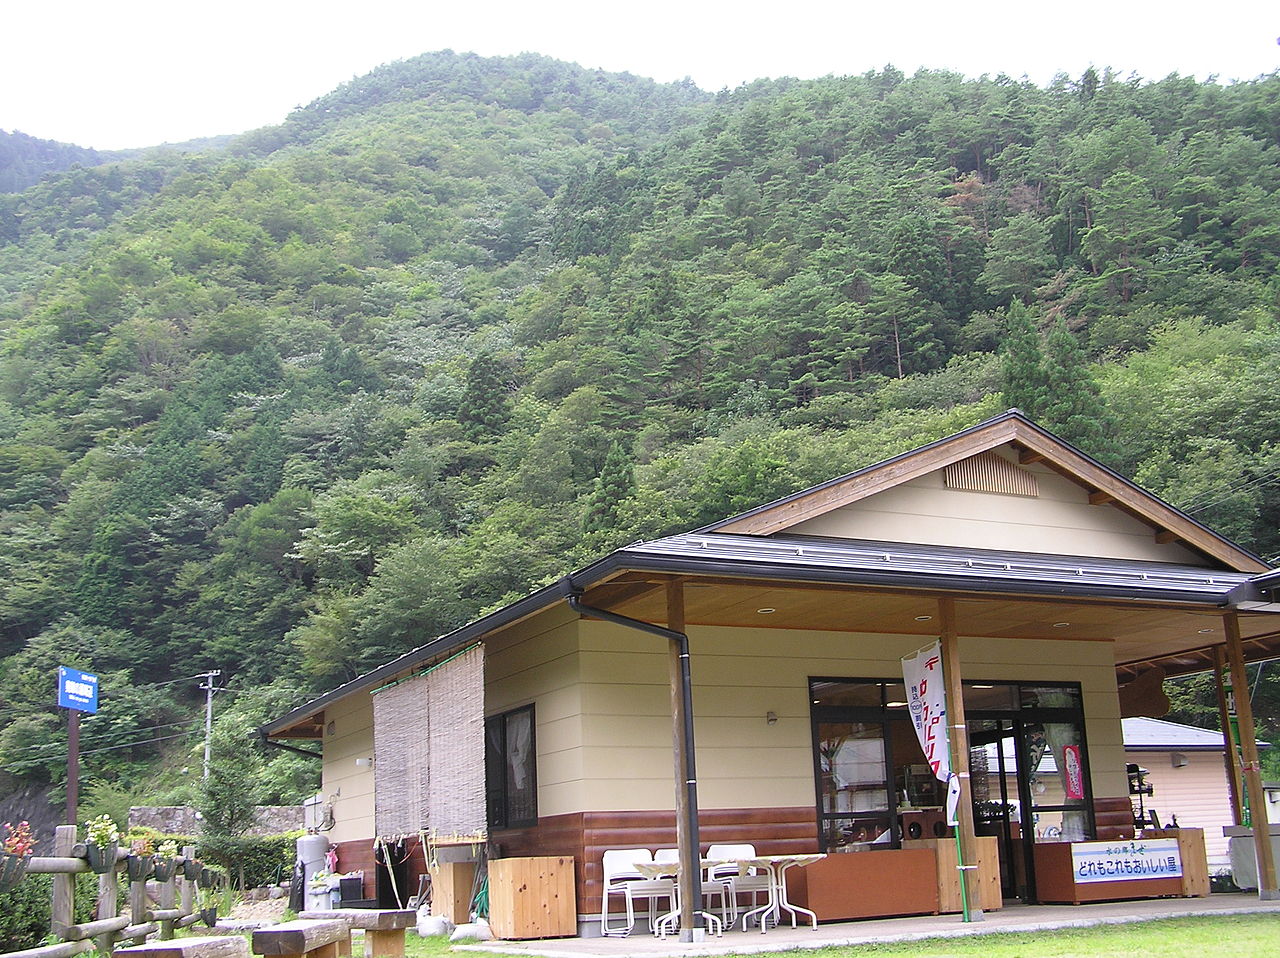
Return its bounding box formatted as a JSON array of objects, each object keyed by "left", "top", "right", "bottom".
[{"left": 560, "top": 577, "right": 705, "bottom": 934}]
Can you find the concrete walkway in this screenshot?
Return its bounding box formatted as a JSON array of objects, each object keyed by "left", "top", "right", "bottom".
[{"left": 456, "top": 894, "right": 1280, "bottom": 957}]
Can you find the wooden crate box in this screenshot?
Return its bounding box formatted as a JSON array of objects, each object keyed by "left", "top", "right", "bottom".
[{"left": 487, "top": 856, "right": 576, "bottom": 940}]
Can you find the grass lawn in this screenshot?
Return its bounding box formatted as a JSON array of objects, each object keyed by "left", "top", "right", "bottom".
[{"left": 402, "top": 914, "right": 1280, "bottom": 957}]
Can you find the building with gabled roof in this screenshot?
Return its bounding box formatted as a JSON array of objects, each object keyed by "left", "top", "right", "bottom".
[{"left": 264, "top": 410, "right": 1280, "bottom": 931}]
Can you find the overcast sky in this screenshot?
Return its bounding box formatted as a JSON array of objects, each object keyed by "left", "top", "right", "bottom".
[{"left": 3, "top": 1, "right": 1278, "bottom": 151}]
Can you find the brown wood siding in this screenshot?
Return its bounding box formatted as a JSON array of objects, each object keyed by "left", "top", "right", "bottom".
[
  {"left": 333, "top": 837, "right": 430, "bottom": 905},
  {"left": 1093, "top": 795, "right": 1136, "bottom": 841},
  {"left": 493, "top": 806, "right": 817, "bottom": 916}
]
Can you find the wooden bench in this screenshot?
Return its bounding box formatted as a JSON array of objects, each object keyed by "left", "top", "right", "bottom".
[
  {"left": 252, "top": 919, "right": 349, "bottom": 958},
  {"left": 116, "top": 937, "right": 250, "bottom": 958},
  {"left": 298, "top": 910, "right": 416, "bottom": 958}
]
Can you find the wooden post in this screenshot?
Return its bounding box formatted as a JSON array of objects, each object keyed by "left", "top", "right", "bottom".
[
  {"left": 130, "top": 871, "right": 150, "bottom": 943},
  {"left": 51, "top": 824, "right": 77, "bottom": 938},
  {"left": 1212, "top": 646, "right": 1245, "bottom": 826},
  {"left": 98, "top": 859, "right": 121, "bottom": 954},
  {"left": 1223, "top": 613, "right": 1278, "bottom": 898},
  {"left": 939, "top": 597, "right": 982, "bottom": 920},
  {"left": 159, "top": 864, "right": 177, "bottom": 940},
  {"left": 666, "top": 578, "right": 700, "bottom": 940},
  {"left": 181, "top": 848, "right": 196, "bottom": 919}
]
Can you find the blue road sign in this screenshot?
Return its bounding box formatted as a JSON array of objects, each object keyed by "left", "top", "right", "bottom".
[{"left": 58, "top": 666, "right": 99, "bottom": 714}]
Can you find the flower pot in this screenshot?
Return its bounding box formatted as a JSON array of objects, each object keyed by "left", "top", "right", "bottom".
[
  {"left": 126, "top": 853, "right": 154, "bottom": 883},
  {"left": 0, "top": 852, "right": 30, "bottom": 892},
  {"left": 85, "top": 842, "right": 118, "bottom": 875},
  {"left": 182, "top": 858, "right": 201, "bottom": 881},
  {"left": 152, "top": 857, "right": 176, "bottom": 883},
  {"left": 200, "top": 867, "right": 215, "bottom": 887},
  {"left": 200, "top": 906, "right": 218, "bottom": 928}
]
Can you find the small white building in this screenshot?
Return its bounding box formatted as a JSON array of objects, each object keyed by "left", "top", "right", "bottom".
[{"left": 1124, "top": 717, "right": 1267, "bottom": 871}]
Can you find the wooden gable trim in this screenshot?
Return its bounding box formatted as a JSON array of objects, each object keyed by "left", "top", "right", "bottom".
[
  {"left": 716, "top": 416, "right": 1023, "bottom": 536},
  {"left": 713, "top": 413, "right": 1268, "bottom": 573}
]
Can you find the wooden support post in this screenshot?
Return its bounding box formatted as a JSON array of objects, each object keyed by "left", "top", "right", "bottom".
[
  {"left": 52, "top": 825, "right": 78, "bottom": 938},
  {"left": 1223, "top": 613, "right": 1278, "bottom": 898},
  {"left": 180, "top": 848, "right": 196, "bottom": 920},
  {"left": 666, "top": 578, "right": 700, "bottom": 939},
  {"left": 1212, "top": 646, "right": 1245, "bottom": 826},
  {"left": 158, "top": 866, "right": 177, "bottom": 940},
  {"left": 939, "top": 597, "right": 982, "bottom": 921},
  {"left": 130, "top": 872, "right": 150, "bottom": 944},
  {"left": 98, "top": 861, "right": 121, "bottom": 954}
]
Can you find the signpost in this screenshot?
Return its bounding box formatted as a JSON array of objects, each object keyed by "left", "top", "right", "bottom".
[{"left": 57, "top": 666, "right": 98, "bottom": 824}]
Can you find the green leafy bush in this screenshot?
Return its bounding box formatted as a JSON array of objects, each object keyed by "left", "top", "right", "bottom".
[{"left": 0, "top": 873, "right": 99, "bottom": 950}]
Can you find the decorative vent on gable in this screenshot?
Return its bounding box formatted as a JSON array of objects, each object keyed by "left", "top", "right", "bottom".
[{"left": 945, "top": 451, "right": 1039, "bottom": 497}]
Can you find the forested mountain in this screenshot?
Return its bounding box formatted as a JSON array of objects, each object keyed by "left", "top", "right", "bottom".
[{"left": 2, "top": 51, "right": 1279, "bottom": 815}]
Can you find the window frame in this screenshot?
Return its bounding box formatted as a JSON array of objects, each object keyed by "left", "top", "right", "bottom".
[{"left": 484, "top": 703, "right": 538, "bottom": 830}]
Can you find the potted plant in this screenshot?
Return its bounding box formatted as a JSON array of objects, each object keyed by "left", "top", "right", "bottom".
[
  {"left": 196, "top": 888, "right": 219, "bottom": 928},
  {"left": 153, "top": 840, "right": 179, "bottom": 882},
  {"left": 126, "top": 836, "right": 155, "bottom": 882},
  {"left": 0, "top": 821, "right": 34, "bottom": 892},
  {"left": 83, "top": 815, "right": 120, "bottom": 875}
]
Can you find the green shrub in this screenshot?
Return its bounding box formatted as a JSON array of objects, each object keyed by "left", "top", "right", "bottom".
[
  {"left": 0, "top": 873, "right": 99, "bottom": 950},
  {"left": 200, "top": 831, "right": 302, "bottom": 889}
]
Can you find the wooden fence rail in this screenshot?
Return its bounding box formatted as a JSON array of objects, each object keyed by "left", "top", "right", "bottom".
[{"left": 1, "top": 825, "right": 222, "bottom": 958}]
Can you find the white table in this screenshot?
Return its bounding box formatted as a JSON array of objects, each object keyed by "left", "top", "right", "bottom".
[
  {"left": 633, "top": 859, "right": 726, "bottom": 937},
  {"left": 734, "top": 854, "right": 826, "bottom": 933}
]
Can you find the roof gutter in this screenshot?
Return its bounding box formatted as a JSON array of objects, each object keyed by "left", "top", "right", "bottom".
[{"left": 559, "top": 576, "right": 705, "bottom": 937}]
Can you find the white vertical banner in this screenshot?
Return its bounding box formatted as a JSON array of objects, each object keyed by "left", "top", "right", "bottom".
[{"left": 902, "top": 640, "right": 963, "bottom": 825}]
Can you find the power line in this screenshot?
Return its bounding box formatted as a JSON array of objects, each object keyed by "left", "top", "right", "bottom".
[
  {"left": 6, "top": 730, "right": 201, "bottom": 770},
  {"left": 4, "top": 720, "right": 204, "bottom": 755}
]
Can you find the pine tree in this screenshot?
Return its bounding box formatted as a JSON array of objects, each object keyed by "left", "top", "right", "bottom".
[
  {"left": 1041, "top": 318, "right": 1119, "bottom": 463},
  {"left": 999, "top": 301, "right": 1048, "bottom": 417},
  {"left": 457, "top": 353, "right": 510, "bottom": 441},
  {"left": 582, "top": 442, "right": 636, "bottom": 534}
]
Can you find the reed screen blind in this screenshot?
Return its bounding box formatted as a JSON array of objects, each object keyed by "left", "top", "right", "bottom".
[{"left": 372, "top": 644, "right": 486, "bottom": 836}]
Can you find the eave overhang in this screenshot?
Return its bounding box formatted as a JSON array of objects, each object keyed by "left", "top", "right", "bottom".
[{"left": 262, "top": 531, "right": 1278, "bottom": 740}]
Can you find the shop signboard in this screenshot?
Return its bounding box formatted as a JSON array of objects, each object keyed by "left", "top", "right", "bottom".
[{"left": 1071, "top": 838, "right": 1182, "bottom": 884}]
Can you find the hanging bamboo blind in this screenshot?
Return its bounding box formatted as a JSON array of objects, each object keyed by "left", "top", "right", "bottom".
[{"left": 372, "top": 644, "right": 486, "bottom": 836}]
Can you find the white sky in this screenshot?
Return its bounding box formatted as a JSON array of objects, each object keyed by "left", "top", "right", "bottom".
[{"left": 3, "top": 1, "right": 1278, "bottom": 150}]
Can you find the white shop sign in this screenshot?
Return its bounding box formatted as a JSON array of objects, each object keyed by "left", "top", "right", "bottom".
[{"left": 1071, "top": 839, "right": 1182, "bottom": 884}]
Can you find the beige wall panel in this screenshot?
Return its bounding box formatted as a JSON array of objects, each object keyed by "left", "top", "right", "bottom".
[
  {"left": 791, "top": 459, "right": 1205, "bottom": 565},
  {"left": 566, "top": 623, "right": 1128, "bottom": 813},
  {"left": 483, "top": 615, "right": 586, "bottom": 820},
  {"left": 321, "top": 694, "right": 377, "bottom": 845}
]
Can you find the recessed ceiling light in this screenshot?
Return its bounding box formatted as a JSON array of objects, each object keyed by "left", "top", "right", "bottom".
[
  {"left": 886, "top": 701, "right": 909, "bottom": 708},
  {"left": 756, "top": 608, "right": 776, "bottom": 615},
  {"left": 1052, "top": 622, "right": 1071, "bottom": 628},
  {"left": 972, "top": 684, "right": 995, "bottom": 689}
]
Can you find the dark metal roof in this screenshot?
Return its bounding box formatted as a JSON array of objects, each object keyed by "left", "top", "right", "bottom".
[
  {"left": 618, "top": 533, "right": 1254, "bottom": 604},
  {"left": 262, "top": 531, "right": 1264, "bottom": 738}
]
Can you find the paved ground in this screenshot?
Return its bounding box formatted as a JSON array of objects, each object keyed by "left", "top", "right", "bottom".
[{"left": 455, "top": 893, "right": 1280, "bottom": 957}]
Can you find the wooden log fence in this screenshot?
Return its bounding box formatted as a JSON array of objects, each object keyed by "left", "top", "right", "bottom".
[{"left": 2, "top": 825, "right": 226, "bottom": 958}]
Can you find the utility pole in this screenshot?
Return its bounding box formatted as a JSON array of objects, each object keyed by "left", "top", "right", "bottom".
[{"left": 199, "top": 670, "right": 222, "bottom": 779}]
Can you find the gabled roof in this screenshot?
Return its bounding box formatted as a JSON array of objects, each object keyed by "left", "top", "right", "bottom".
[
  {"left": 1122, "top": 717, "right": 1231, "bottom": 750},
  {"left": 706, "top": 410, "right": 1269, "bottom": 573}
]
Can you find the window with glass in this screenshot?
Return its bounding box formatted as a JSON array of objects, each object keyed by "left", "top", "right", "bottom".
[{"left": 484, "top": 704, "right": 536, "bottom": 829}]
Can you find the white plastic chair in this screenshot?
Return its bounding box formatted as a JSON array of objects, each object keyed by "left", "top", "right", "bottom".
[
  {"left": 600, "top": 848, "right": 673, "bottom": 937},
  {"left": 654, "top": 847, "right": 733, "bottom": 927},
  {"left": 706, "top": 843, "right": 773, "bottom": 929}
]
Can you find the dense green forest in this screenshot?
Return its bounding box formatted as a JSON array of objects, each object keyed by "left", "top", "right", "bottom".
[{"left": 2, "top": 51, "right": 1280, "bottom": 821}]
